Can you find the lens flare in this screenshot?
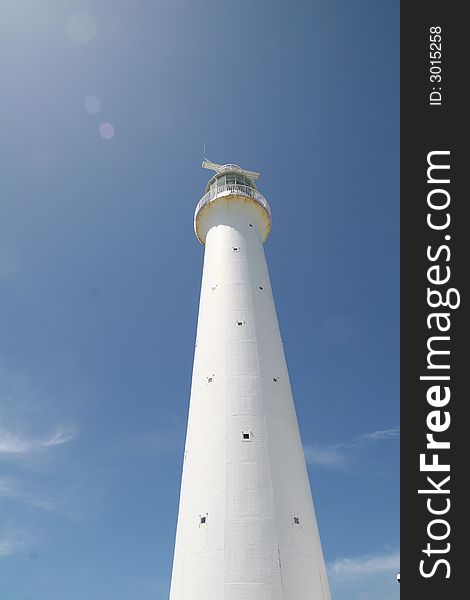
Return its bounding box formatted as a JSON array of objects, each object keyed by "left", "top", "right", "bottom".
[{"left": 99, "top": 123, "right": 115, "bottom": 139}]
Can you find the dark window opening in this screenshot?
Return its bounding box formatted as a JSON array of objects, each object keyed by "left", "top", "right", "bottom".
[
  {"left": 273, "top": 377, "right": 279, "bottom": 382},
  {"left": 232, "top": 247, "right": 240, "bottom": 252},
  {"left": 293, "top": 516, "right": 300, "bottom": 525},
  {"left": 237, "top": 321, "right": 243, "bottom": 326},
  {"left": 200, "top": 515, "right": 207, "bottom": 525},
  {"left": 259, "top": 286, "right": 264, "bottom": 290},
  {"left": 242, "top": 431, "right": 251, "bottom": 441},
  {"left": 249, "top": 223, "right": 253, "bottom": 227},
  {"left": 207, "top": 376, "right": 214, "bottom": 383}
]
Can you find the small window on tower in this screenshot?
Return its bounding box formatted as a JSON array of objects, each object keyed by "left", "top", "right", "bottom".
[
  {"left": 241, "top": 431, "right": 252, "bottom": 441},
  {"left": 293, "top": 516, "right": 300, "bottom": 525},
  {"left": 207, "top": 376, "right": 214, "bottom": 383},
  {"left": 249, "top": 223, "right": 253, "bottom": 227},
  {"left": 232, "top": 247, "right": 240, "bottom": 252},
  {"left": 237, "top": 321, "right": 243, "bottom": 326},
  {"left": 200, "top": 515, "right": 207, "bottom": 525},
  {"left": 259, "top": 286, "right": 264, "bottom": 290},
  {"left": 273, "top": 376, "right": 279, "bottom": 383}
]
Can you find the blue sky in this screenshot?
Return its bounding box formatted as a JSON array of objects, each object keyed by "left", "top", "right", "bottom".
[{"left": 0, "top": 1, "right": 399, "bottom": 599}]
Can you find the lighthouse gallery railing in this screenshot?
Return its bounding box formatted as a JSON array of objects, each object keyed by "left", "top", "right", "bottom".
[{"left": 195, "top": 184, "right": 271, "bottom": 219}]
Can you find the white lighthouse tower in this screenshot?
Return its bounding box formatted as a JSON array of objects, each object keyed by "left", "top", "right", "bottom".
[{"left": 169, "top": 161, "right": 332, "bottom": 600}]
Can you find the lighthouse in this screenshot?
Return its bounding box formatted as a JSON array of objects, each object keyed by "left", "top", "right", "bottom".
[{"left": 169, "top": 161, "right": 332, "bottom": 600}]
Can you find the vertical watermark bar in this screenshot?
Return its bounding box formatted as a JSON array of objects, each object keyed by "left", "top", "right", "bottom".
[{"left": 401, "top": 2, "right": 466, "bottom": 598}]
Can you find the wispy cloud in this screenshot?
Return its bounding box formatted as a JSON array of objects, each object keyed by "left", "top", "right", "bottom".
[
  {"left": 304, "top": 426, "right": 399, "bottom": 468},
  {"left": 304, "top": 445, "right": 345, "bottom": 467},
  {"left": 0, "top": 369, "right": 83, "bottom": 560},
  {"left": 0, "top": 476, "right": 80, "bottom": 521},
  {"left": 0, "top": 536, "right": 24, "bottom": 557},
  {"left": 328, "top": 550, "right": 400, "bottom": 580},
  {"left": 0, "top": 368, "right": 79, "bottom": 469},
  {"left": 355, "top": 427, "right": 400, "bottom": 443},
  {"left": 0, "top": 426, "right": 76, "bottom": 458},
  {"left": 328, "top": 550, "right": 400, "bottom": 600}
]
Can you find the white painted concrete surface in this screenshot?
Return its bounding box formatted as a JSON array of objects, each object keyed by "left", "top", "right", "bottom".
[{"left": 169, "top": 183, "right": 331, "bottom": 600}]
